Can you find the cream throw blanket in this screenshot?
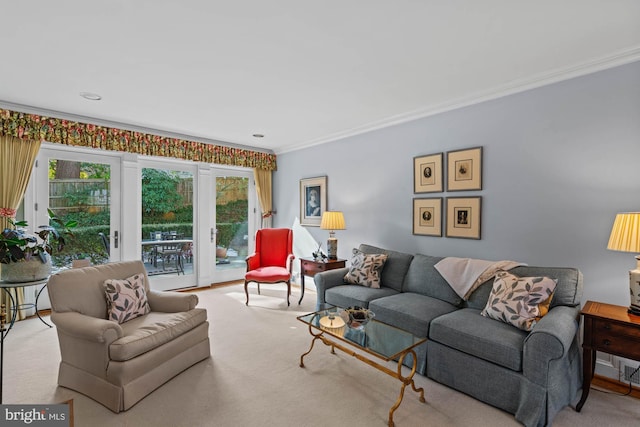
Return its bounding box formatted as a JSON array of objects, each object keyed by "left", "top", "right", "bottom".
[{"left": 435, "top": 257, "right": 526, "bottom": 300}]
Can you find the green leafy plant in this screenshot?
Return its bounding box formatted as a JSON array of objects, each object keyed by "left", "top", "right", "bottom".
[
  {"left": 0, "top": 209, "right": 78, "bottom": 264},
  {"left": 141, "top": 169, "right": 183, "bottom": 215}
]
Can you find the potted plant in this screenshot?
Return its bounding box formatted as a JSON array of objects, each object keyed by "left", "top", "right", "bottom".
[
  {"left": 215, "top": 228, "right": 229, "bottom": 261},
  {"left": 0, "top": 209, "right": 77, "bottom": 282}
]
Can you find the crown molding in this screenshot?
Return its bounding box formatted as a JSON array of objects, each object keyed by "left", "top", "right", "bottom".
[{"left": 276, "top": 46, "right": 640, "bottom": 154}]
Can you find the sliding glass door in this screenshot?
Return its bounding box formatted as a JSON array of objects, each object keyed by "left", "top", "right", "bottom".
[
  {"left": 29, "top": 144, "right": 257, "bottom": 289},
  {"left": 213, "top": 169, "right": 256, "bottom": 283}
]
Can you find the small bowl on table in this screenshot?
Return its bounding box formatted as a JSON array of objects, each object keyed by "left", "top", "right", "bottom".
[
  {"left": 345, "top": 306, "right": 375, "bottom": 329},
  {"left": 319, "top": 312, "right": 346, "bottom": 337}
]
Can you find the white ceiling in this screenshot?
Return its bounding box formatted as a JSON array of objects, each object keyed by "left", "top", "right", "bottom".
[{"left": 1, "top": 1, "right": 639, "bottom": 154}]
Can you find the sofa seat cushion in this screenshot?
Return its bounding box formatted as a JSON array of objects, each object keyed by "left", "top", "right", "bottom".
[
  {"left": 245, "top": 266, "right": 291, "bottom": 282},
  {"left": 369, "top": 292, "right": 458, "bottom": 338},
  {"left": 110, "top": 308, "right": 208, "bottom": 361},
  {"left": 325, "top": 285, "right": 398, "bottom": 309},
  {"left": 429, "top": 308, "right": 528, "bottom": 371}
]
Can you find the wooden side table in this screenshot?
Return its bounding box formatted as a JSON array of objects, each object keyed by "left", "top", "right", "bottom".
[
  {"left": 577, "top": 300, "right": 640, "bottom": 411},
  {"left": 299, "top": 257, "right": 346, "bottom": 304}
]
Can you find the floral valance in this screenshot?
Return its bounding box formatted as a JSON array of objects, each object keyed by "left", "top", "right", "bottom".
[{"left": 0, "top": 108, "right": 277, "bottom": 171}]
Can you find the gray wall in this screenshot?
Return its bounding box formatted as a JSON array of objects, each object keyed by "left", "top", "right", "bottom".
[{"left": 273, "top": 60, "right": 640, "bottom": 307}]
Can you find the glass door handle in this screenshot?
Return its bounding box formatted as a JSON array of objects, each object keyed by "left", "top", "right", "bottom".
[{"left": 114, "top": 230, "right": 119, "bottom": 248}]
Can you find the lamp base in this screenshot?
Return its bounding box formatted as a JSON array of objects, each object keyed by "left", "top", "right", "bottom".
[
  {"left": 327, "top": 237, "right": 338, "bottom": 260},
  {"left": 628, "top": 307, "right": 640, "bottom": 316},
  {"left": 629, "top": 263, "right": 640, "bottom": 317}
]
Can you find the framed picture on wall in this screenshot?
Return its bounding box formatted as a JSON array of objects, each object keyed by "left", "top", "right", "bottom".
[
  {"left": 446, "top": 196, "right": 481, "bottom": 239},
  {"left": 447, "top": 147, "right": 482, "bottom": 191},
  {"left": 414, "top": 152, "right": 443, "bottom": 193},
  {"left": 300, "top": 176, "right": 327, "bottom": 226},
  {"left": 413, "top": 198, "right": 443, "bottom": 236}
]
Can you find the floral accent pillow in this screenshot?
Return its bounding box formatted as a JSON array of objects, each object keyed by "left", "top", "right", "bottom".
[
  {"left": 481, "top": 270, "right": 557, "bottom": 331},
  {"left": 104, "top": 273, "right": 150, "bottom": 324},
  {"left": 343, "top": 249, "right": 388, "bottom": 289}
]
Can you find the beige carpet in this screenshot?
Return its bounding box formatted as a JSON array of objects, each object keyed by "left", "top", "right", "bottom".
[{"left": 3, "top": 283, "right": 640, "bottom": 427}]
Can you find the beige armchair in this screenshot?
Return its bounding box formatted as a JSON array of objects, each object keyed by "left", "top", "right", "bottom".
[{"left": 47, "top": 260, "right": 210, "bottom": 412}]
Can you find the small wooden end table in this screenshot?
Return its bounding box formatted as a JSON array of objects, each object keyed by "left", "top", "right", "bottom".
[
  {"left": 577, "top": 300, "right": 640, "bottom": 411},
  {"left": 299, "top": 257, "right": 346, "bottom": 304}
]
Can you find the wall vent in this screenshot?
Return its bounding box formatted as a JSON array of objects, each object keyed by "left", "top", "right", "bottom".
[{"left": 624, "top": 365, "right": 640, "bottom": 384}]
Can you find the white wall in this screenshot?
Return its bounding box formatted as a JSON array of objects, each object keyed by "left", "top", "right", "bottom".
[{"left": 273, "top": 60, "right": 640, "bottom": 309}]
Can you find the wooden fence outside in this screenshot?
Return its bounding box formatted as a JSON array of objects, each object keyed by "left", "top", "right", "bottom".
[{"left": 49, "top": 177, "right": 245, "bottom": 213}]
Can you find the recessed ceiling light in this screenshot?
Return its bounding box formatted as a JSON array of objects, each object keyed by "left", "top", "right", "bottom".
[
  {"left": 252, "top": 133, "right": 265, "bottom": 138},
  {"left": 80, "top": 92, "right": 102, "bottom": 101}
]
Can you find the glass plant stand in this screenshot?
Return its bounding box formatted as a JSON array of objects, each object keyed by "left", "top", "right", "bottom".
[{"left": 0, "top": 277, "right": 51, "bottom": 336}]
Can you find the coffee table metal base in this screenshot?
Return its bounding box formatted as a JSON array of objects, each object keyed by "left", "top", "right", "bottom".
[{"left": 299, "top": 326, "right": 426, "bottom": 427}]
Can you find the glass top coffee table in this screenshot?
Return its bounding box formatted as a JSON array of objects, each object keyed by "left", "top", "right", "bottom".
[{"left": 297, "top": 306, "right": 427, "bottom": 427}]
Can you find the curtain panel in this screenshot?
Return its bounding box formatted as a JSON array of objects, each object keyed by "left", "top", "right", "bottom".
[
  {"left": 0, "top": 135, "right": 42, "bottom": 320},
  {"left": 0, "top": 108, "right": 277, "bottom": 171},
  {"left": 253, "top": 168, "right": 273, "bottom": 228}
]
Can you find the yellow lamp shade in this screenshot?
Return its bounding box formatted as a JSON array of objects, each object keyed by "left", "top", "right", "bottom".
[
  {"left": 607, "top": 213, "right": 640, "bottom": 253},
  {"left": 320, "top": 211, "right": 346, "bottom": 230}
]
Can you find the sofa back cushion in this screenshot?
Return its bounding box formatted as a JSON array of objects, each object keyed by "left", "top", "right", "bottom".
[
  {"left": 47, "top": 260, "right": 151, "bottom": 319},
  {"left": 358, "top": 244, "right": 413, "bottom": 292},
  {"left": 465, "top": 265, "right": 583, "bottom": 310},
  {"left": 404, "top": 254, "right": 463, "bottom": 306}
]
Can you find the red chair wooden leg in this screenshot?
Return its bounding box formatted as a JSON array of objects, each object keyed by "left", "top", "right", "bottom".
[
  {"left": 244, "top": 280, "right": 250, "bottom": 306},
  {"left": 286, "top": 281, "right": 291, "bottom": 306}
]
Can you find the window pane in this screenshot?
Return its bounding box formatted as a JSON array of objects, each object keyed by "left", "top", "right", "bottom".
[
  {"left": 48, "top": 159, "right": 111, "bottom": 267},
  {"left": 141, "top": 168, "right": 194, "bottom": 277},
  {"left": 216, "top": 176, "right": 248, "bottom": 272}
]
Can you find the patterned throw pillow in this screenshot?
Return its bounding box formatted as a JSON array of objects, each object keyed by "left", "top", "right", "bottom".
[
  {"left": 104, "top": 273, "right": 150, "bottom": 324},
  {"left": 343, "top": 248, "right": 388, "bottom": 289},
  {"left": 481, "top": 270, "right": 557, "bottom": 331}
]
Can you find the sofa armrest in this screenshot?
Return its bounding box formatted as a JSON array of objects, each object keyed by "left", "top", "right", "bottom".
[
  {"left": 522, "top": 305, "right": 580, "bottom": 386},
  {"left": 50, "top": 311, "right": 123, "bottom": 343},
  {"left": 314, "top": 267, "right": 349, "bottom": 310},
  {"left": 147, "top": 289, "right": 198, "bottom": 312}
]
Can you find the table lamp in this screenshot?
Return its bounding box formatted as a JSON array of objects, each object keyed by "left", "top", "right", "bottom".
[
  {"left": 320, "top": 211, "right": 346, "bottom": 260},
  {"left": 607, "top": 212, "right": 640, "bottom": 315}
]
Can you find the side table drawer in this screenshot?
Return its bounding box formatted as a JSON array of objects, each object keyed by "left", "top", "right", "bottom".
[
  {"left": 595, "top": 320, "right": 640, "bottom": 340},
  {"left": 301, "top": 261, "right": 327, "bottom": 275},
  {"left": 592, "top": 320, "right": 640, "bottom": 359}
]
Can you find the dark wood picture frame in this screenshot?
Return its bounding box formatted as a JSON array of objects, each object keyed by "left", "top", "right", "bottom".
[
  {"left": 414, "top": 152, "right": 443, "bottom": 193},
  {"left": 413, "top": 197, "right": 443, "bottom": 237},
  {"left": 446, "top": 196, "right": 481, "bottom": 239},
  {"left": 447, "top": 147, "right": 482, "bottom": 191}
]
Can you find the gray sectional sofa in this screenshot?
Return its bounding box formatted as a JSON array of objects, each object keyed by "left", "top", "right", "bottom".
[{"left": 314, "top": 244, "right": 583, "bottom": 427}]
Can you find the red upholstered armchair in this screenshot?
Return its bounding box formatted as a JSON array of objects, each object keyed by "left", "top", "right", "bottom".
[{"left": 244, "top": 228, "right": 295, "bottom": 306}]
